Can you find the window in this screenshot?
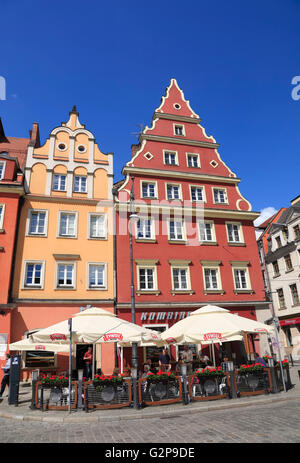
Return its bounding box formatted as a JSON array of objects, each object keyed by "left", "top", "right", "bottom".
[
  {"left": 187, "top": 154, "right": 199, "bottom": 168},
  {"left": 275, "top": 236, "right": 282, "bottom": 248},
  {"left": 88, "top": 263, "right": 106, "bottom": 289},
  {"left": 169, "top": 220, "right": 184, "bottom": 241},
  {"left": 227, "top": 223, "right": 242, "bottom": 243},
  {"left": 0, "top": 204, "right": 5, "bottom": 229},
  {"left": 190, "top": 186, "right": 204, "bottom": 202},
  {"left": 213, "top": 188, "right": 227, "bottom": 204},
  {"left": 141, "top": 182, "right": 156, "bottom": 198},
  {"left": 73, "top": 176, "right": 87, "bottom": 193},
  {"left": 52, "top": 174, "right": 67, "bottom": 191},
  {"left": 89, "top": 214, "right": 106, "bottom": 239},
  {"left": 137, "top": 218, "right": 153, "bottom": 240},
  {"left": 28, "top": 210, "right": 47, "bottom": 235},
  {"left": 172, "top": 267, "right": 188, "bottom": 290},
  {"left": 272, "top": 261, "right": 280, "bottom": 276},
  {"left": 293, "top": 224, "right": 300, "bottom": 239},
  {"left": 174, "top": 125, "right": 185, "bottom": 136},
  {"left": 164, "top": 151, "right": 177, "bottom": 166},
  {"left": 138, "top": 267, "right": 155, "bottom": 290},
  {"left": 166, "top": 184, "right": 181, "bottom": 200},
  {"left": 290, "top": 284, "right": 299, "bottom": 305},
  {"left": 57, "top": 263, "right": 75, "bottom": 288},
  {"left": 0, "top": 161, "right": 6, "bottom": 180},
  {"left": 284, "top": 254, "right": 293, "bottom": 272},
  {"left": 204, "top": 268, "right": 219, "bottom": 290},
  {"left": 199, "top": 221, "right": 214, "bottom": 242},
  {"left": 23, "top": 262, "right": 44, "bottom": 288},
  {"left": 234, "top": 269, "right": 248, "bottom": 289},
  {"left": 277, "top": 288, "right": 286, "bottom": 309},
  {"left": 58, "top": 212, "right": 77, "bottom": 237}
]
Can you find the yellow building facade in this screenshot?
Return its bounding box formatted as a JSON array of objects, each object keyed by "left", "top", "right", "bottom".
[{"left": 11, "top": 107, "right": 115, "bottom": 376}]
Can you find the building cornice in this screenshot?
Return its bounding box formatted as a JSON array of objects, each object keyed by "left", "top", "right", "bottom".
[
  {"left": 12, "top": 299, "right": 114, "bottom": 305},
  {"left": 152, "top": 112, "right": 202, "bottom": 124},
  {"left": 139, "top": 133, "right": 219, "bottom": 149},
  {"left": 25, "top": 194, "right": 112, "bottom": 206},
  {"left": 0, "top": 184, "right": 24, "bottom": 196},
  {"left": 116, "top": 201, "right": 260, "bottom": 221},
  {"left": 122, "top": 166, "right": 239, "bottom": 185},
  {"left": 116, "top": 300, "right": 269, "bottom": 310}
]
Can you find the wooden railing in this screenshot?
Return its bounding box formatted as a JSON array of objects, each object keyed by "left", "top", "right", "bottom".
[
  {"left": 84, "top": 379, "right": 132, "bottom": 410},
  {"left": 138, "top": 376, "right": 182, "bottom": 406},
  {"left": 34, "top": 381, "right": 78, "bottom": 410},
  {"left": 188, "top": 374, "right": 230, "bottom": 401}
]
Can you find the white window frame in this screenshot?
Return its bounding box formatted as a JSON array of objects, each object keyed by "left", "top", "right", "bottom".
[
  {"left": 0, "top": 161, "right": 6, "bottom": 180},
  {"left": 173, "top": 124, "right": 186, "bottom": 137},
  {"left": 88, "top": 213, "right": 107, "bottom": 240},
  {"left": 189, "top": 185, "right": 206, "bottom": 202},
  {"left": 22, "top": 260, "right": 45, "bottom": 289},
  {"left": 73, "top": 175, "right": 87, "bottom": 193},
  {"left": 0, "top": 204, "right": 5, "bottom": 229},
  {"left": 212, "top": 187, "right": 228, "bottom": 204},
  {"left": 87, "top": 262, "right": 107, "bottom": 290},
  {"left": 289, "top": 283, "right": 300, "bottom": 306},
  {"left": 226, "top": 222, "right": 244, "bottom": 244},
  {"left": 168, "top": 219, "right": 186, "bottom": 241},
  {"left": 201, "top": 261, "right": 223, "bottom": 292},
  {"left": 55, "top": 262, "right": 76, "bottom": 289},
  {"left": 198, "top": 220, "right": 216, "bottom": 243},
  {"left": 166, "top": 182, "right": 182, "bottom": 201},
  {"left": 52, "top": 173, "right": 67, "bottom": 191},
  {"left": 135, "top": 217, "right": 155, "bottom": 240},
  {"left": 137, "top": 265, "right": 158, "bottom": 292},
  {"left": 231, "top": 263, "right": 252, "bottom": 291},
  {"left": 163, "top": 150, "right": 179, "bottom": 166},
  {"left": 171, "top": 266, "right": 191, "bottom": 291},
  {"left": 186, "top": 153, "right": 200, "bottom": 168},
  {"left": 58, "top": 211, "right": 78, "bottom": 238},
  {"left": 26, "top": 209, "right": 49, "bottom": 236},
  {"left": 140, "top": 180, "right": 158, "bottom": 199}
]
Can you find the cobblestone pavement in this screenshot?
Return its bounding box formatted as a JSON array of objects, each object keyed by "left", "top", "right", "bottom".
[{"left": 0, "top": 397, "right": 299, "bottom": 443}]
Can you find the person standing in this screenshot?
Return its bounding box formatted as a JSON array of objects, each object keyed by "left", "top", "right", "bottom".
[
  {"left": 158, "top": 349, "right": 171, "bottom": 372},
  {"left": 0, "top": 353, "right": 11, "bottom": 398},
  {"left": 83, "top": 347, "right": 93, "bottom": 380},
  {"left": 182, "top": 345, "right": 193, "bottom": 375}
]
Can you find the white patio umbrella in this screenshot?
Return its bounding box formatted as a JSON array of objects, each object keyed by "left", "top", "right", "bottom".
[
  {"left": 29, "top": 307, "right": 161, "bottom": 346},
  {"left": 161, "top": 305, "right": 273, "bottom": 366},
  {"left": 9, "top": 339, "right": 69, "bottom": 352}
]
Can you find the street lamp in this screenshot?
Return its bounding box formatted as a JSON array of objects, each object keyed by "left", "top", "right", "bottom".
[{"left": 129, "top": 177, "right": 140, "bottom": 409}]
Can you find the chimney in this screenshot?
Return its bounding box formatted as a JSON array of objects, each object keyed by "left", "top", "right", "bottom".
[{"left": 29, "top": 122, "right": 40, "bottom": 148}]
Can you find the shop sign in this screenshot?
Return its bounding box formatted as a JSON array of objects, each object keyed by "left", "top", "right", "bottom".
[
  {"left": 140, "top": 311, "right": 190, "bottom": 322},
  {"left": 280, "top": 318, "right": 300, "bottom": 326}
]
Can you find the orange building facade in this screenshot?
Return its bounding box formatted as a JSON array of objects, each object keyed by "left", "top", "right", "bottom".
[{"left": 10, "top": 108, "right": 115, "bottom": 378}]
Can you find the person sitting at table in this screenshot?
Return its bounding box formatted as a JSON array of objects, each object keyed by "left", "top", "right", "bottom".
[
  {"left": 182, "top": 345, "right": 193, "bottom": 375},
  {"left": 254, "top": 352, "right": 267, "bottom": 367},
  {"left": 199, "top": 353, "right": 210, "bottom": 367},
  {"left": 158, "top": 349, "right": 171, "bottom": 372}
]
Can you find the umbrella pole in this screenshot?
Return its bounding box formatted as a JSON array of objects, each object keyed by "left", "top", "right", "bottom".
[
  {"left": 211, "top": 341, "right": 216, "bottom": 367},
  {"left": 92, "top": 343, "right": 95, "bottom": 379},
  {"left": 121, "top": 346, "right": 124, "bottom": 375},
  {"left": 68, "top": 319, "right": 72, "bottom": 414}
]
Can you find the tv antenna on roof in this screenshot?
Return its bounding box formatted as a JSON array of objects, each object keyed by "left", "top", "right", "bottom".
[{"left": 130, "top": 123, "right": 146, "bottom": 139}]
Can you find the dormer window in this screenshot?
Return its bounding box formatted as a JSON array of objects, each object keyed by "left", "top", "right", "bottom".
[
  {"left": 0, "top": 161, "right": 6, "bottom": 180},
  {"left": 275, "top": 236, "right": 282, "bottom": 248}
]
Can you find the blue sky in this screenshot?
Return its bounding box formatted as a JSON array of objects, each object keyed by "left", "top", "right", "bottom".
[{"left": 1, "top": 0, "right": 299, "bottom": 218}]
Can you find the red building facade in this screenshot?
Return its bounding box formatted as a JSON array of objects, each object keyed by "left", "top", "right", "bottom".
[
  {"left": 0, "top": 118, "right": 39, "bottom": 380},
  {"left": 115, "top": 79, "right": 267, "bottom": 368}
]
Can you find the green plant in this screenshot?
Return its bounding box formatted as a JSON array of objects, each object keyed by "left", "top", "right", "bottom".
[
  {"left": 195, "top": 367, "right": 224, "bottom": 378},
  {"left": 40, "top": 374, "right": 69, "bottom": 387},
  {"left": 146, "top": 371, "right": 176, "bottom": 383},
  {"left": 238, "top": 363, "right": 265, "bottom": 375},
  {"left": 93, "top": 374, "right": 123, "bottom": 391}
]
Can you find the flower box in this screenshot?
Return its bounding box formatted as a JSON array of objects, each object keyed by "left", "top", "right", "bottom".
[
  {"left": 189, "top": 370, "right": 229, "bottom": 401},
  {"left": 84, "top": 376, "right": 132, "bottom": 410},
  {"left": 234, "top": 367, "right": 272, "bottom": 396},
  {"left": 139, "top": 373, "right": 182, "bottom": 406}
]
